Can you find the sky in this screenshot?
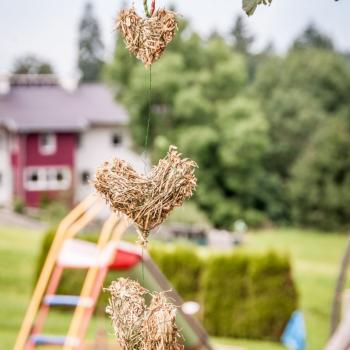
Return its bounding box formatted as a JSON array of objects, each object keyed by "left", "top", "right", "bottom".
[{"left": 0, "top": 0, "right": 349, "bottom": 76}]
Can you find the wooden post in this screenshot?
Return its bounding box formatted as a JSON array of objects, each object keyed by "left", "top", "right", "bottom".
[
  {"left": 330, "top": 232, "right": 350, "bottom": 335},
  {"left": 325, "top": 290, "right": 350, "bottom": 350}
]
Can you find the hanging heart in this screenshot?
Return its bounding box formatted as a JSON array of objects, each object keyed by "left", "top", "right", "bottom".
[
  {"left": 106, "top": 278, "right": 184, "bottom": 350},
  {"left": 93, "top": 146, "right": 197, "bottom": 246},
  {"left": 116, "top": 7, "right": 178, "bottom": 66}
]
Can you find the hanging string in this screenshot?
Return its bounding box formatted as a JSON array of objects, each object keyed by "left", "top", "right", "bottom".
[
  {"left": 143, "top": 0, "right": 150, "bottom": 17},
  {"left": 141, "top": 66, "right": 152, "bottom": 285},
  {"left": 150, "top": 0, "right": 156, "bottom": 16},
  {"left": 143, "top": 0, "right": 156, "bottom": 18},
  {"left": 144, "top": 66, "right": 152, "bottom": 154},
  {"left": 142, "top": 0, "right": 155, "bottom": 286}
]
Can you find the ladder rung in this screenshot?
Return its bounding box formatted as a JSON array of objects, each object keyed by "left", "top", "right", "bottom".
[
  {"left": 43, "top": 295, "right": 94, "bottom": 307},
  {"left": 30, "top": 334, "right": 79, "bottom": 346}
]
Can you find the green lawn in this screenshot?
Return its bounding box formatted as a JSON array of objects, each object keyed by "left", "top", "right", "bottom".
[
  {"left": 0, "top": 225, "right": 346, "bottom": 350},
  {"left": 242, "top": 228, "right": 348, "bottom": 350},
  {"left": 212, "top": 337, "right": 285, "bottom": 349}
]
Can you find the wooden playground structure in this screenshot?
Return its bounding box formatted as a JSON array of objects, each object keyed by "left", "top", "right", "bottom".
[{"left": 14, "top": 194, "right": 211, "bottom": 350}]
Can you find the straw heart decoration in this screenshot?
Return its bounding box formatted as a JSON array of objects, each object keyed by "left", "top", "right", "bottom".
[
  {"left": 106, "top": 278, "right": 184, "bottom": 350},
  {"left": 116, "top": 7, "right": 178, "bottom": 67},
  {"left": 93, "top": 145, "right": 197, "bottom": 246}
]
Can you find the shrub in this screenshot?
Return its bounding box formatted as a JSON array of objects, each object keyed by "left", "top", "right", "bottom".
[
  {"left": 201, "top": 251, "right": 298, "bottom": 340},
  {"left": 40, "top": 202, "right": 69, "bottom": 226},
  {"left": 13, "top": 197, "right": 26, "bottom": 214},
  {"left": 149, "top": 243, "right": 202, "bottom": 301}
]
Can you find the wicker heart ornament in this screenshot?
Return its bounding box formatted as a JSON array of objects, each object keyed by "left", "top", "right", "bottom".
[
  {"left": 106, "top": 278, "right": 183, "bottom": 350},
  {"left": 93, "top": 146, "right": 197, "bottom": 246},
  {"left": 116, "top": 7, "right": 177, "bottom": 66}
]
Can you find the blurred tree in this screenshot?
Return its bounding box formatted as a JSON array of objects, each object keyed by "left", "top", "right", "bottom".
[
  {"left": 13, "top": 55, "right": 54, "bottom": 74},
  {"left": 107, "top": 29, "right": 271, "bottom": 228},
  {"left": 106, "top": 12, "right": 350, "bottom": 231},
  {"left": 292, "top": 24, "right": 334, "bottom": 51},
  {"left": 230, "top": 15, "right": 254, "bottom": 55},
  {"left": 78, "top": 2, "right": 104, "bottom": 82},
  {"left": 289, "top": 118, "right": 350, "bottom": 230},
  {"left": 252, "top": 49, "right": 350, "bottom": 224}
]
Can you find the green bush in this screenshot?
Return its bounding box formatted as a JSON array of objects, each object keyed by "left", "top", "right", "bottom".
[
  {"left": 149, "top": 243, "right": 202, "bottom": 301},
  {"left": 13, "top": 197, "right": 26, "bottom": 214},
  {"left": 201, "top": 251, "right": 298, "bottom": 340}
]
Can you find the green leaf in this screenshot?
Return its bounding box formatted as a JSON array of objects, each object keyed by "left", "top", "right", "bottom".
[
  {"left": 243, "top": 0, "right": 272, "bottom": 16},
  {"left": 243, "top": 0, "right": 259, "bottom": 16}
]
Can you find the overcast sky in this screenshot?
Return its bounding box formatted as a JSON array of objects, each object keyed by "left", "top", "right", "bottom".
[{"left": 0, "top": 0, "right": 349, "bottom": 76}]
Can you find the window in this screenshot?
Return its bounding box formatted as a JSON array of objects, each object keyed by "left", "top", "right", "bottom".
[
  {"left": 39, "top": 133, "right": 56, "bottom": 155},
  {"left": 76, "top": 134, "right": 81, "bottom": 149},
  {"left": 81, "top": 171, "right": 90, "bottom": 185},
  {"left": 24, "top": 166, "right": 71, "bottom": 191},
  {"left": 112, "top": 133, "right": 122, "bottom": 147},
  {"left": 25, "top": 168, "right": 43, "bottom": 190}
]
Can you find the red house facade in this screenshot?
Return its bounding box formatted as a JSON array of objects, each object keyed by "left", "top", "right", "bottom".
[
  {"left": 0, "top": 75, "right": 143, "bottom": 208},
  {"left": 12, "top": 132, "right": 76, "bottom": 207}
]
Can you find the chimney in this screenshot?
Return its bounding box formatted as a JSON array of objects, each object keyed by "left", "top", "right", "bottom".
[
  {"left": 59, "top": 72, "right": 81, "bottom": 92},
  {"left": 0, "top": 75, "right": 10, "bottom": 95}
]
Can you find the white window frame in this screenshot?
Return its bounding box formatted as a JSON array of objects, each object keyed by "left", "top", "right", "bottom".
[
  {"left": 24, "top": 166, "right": 71, "bottom": 191},
  {"left": 39, "top": 133, "right": 57, "bottom": 155},
  {"left": 111, "top": 132, "right": 123, "bottom": 147},
  {"left": 80, "top": 170, "right": 90, "bottom": 185}
]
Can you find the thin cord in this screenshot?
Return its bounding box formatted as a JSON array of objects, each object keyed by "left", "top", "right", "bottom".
[
  {"left": 144, "top": 66, "right": 152, "bottom": 154},
  {"left": 143, "top": 65, "right": 152, "bottom": 174},
  {"left": 143, "top": 0, "right": 150, "bottom": 17},
  {"left": 141, "top": 66, "right": 152, "bottom": 285},
  {"left": 142, "top": 247, "right": 145, "bottom": 284}
]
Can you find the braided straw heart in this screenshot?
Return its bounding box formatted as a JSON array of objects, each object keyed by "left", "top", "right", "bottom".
[
  {"left": 106, "top": 278, "right": 184, "bottom": 350},
  {"left": 93, "top": 146, "right": 197, "bottom": 246},
  {"left": 116, "top": 7, "right": 178, "bottom": 66}
]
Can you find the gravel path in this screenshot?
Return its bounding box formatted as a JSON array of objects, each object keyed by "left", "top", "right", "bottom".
[{"left": 0, "top": 208, "right": 47, "bottom": 230}]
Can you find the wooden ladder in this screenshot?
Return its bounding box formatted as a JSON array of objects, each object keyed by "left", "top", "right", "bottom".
[{"left": 14, "top": 195, "right": 129, "bottom": 350}]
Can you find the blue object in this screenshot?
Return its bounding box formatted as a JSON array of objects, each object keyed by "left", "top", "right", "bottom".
[
  {"left": 44, "top": 294, "right": 93, "bottom": 307},
  {"left": 31, "top": 335, "right": 68, "bottom": 345},
  {"left": 281, "top": 311, "right": 306, "bottom": 350},
  {"left": 31, "top": 334, "right": 79, "bottom": 346}
]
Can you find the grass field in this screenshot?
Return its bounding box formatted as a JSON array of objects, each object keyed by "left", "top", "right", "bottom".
[
  {"left": 242, "top": 228, "right": 348, "bottom": 350},
  {"left": 0, "top": 225, "right": 346, "bottom": 350}
]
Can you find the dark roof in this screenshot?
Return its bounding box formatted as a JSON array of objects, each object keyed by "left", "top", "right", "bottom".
[{"left": 0, "top": 83, "right": 128, "bottom": 132}]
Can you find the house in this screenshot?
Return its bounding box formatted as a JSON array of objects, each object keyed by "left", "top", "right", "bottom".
[{"left": 0, "top": 74, "right": 144, "bottom": 208}]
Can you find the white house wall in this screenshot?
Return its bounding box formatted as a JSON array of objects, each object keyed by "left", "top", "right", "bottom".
[
  {"left": 0, "top": 129, "right": 12, "bottom": 206},
  {"left": 75, "top": 126, "right": 146, "bottom": 202}
]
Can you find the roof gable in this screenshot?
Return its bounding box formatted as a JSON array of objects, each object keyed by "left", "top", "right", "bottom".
[{"left": 0, "top": 83, "right": 128, "bottom": 132}]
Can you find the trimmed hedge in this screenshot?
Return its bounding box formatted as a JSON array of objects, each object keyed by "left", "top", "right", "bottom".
[
  {"left": 201, "top": 251, "right": 298, "bottom": 340},
  {"left": 35, "top": 230, "right": 297, "bottom": 340},
  {"left": 149, "top": 244, "right": 202, "bottom": 301}
]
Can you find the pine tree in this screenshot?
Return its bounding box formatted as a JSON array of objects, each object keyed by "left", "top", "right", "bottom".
[
  {"left": 231, "top": 15, "right": 254, "bottom": 55},
  {"left": 78, "top": 2, "right": 104, "bottom": 82},
  {"left": 292, "top": 24, "right": 334, "bottom": 51}
]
